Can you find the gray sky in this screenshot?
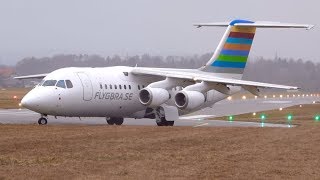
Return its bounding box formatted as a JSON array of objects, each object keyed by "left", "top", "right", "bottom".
[{"left": 0, "top": 0, "right": 319, "bottom": 65}]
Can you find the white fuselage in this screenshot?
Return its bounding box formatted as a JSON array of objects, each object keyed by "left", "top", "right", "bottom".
[{"left": 21, "top": 66, "right": 238, "bottom": 118}]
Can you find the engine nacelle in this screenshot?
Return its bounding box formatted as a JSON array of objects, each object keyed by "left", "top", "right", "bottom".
[
  {"left": 175, "top": 91, "right": 205, "bottom": 110},
  {"left": 139, "top": 87, "right": 170, "bottom": 107}
]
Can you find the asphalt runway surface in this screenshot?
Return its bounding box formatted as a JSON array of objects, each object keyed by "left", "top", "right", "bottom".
[{"left": 0, "top": 96, "right": 318, "bottom": 128}]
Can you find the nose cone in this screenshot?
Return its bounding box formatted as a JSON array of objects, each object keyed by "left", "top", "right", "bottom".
[{"left": 21, "top": 91, "right": 39, "bottom": 110}]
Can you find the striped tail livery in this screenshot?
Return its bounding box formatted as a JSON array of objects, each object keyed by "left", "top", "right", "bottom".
[{"left": 197, "top": 19, "right": 313, "bottom": 79}]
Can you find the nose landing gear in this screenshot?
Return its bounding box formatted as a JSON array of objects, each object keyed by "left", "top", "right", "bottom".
[
  {"left": 106, "top": 117, "right": 124, "bottom": 125},
  {"left": 38, "top": 117, "right": 48, "bottom": 125}
]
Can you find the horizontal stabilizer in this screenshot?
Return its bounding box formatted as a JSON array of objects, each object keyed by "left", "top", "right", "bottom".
[{"left": 194, "top": 21, "right": 314, "bottom": 30}]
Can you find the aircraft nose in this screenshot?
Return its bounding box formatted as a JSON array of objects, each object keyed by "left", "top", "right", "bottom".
[{"left": 21, "top": 93, "right": 39, "bottom": 109}]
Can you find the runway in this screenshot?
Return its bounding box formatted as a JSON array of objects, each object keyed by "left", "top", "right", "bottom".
[{"left": 0, "top": 96, "right": 318, "bottom": 127}]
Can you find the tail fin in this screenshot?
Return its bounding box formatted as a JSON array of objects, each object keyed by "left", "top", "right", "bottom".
[{"left": 197, "top": 19, "right": 313, "bottom": 79}]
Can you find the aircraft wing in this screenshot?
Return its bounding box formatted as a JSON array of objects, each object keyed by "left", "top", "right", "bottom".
[
  {"left": 14, "top": 73, "right": 48, "bottom": 79},
  {"left": 131, "top": 68, "right": 298, "bottom": 90}
]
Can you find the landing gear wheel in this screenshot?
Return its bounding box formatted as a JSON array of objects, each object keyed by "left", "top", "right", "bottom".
[
  {"left": 167, "top": 121, "right": 174, "bottom": 126},
  {"left": 107, "top": 119, "right": 115, "bottom": 125},
  {"left": 156, "top": 121, "right": 165, "bottom": 126},
  {"left": 38, "top": 117, "right": 47, "bottom": 125},
  {"left": 156, "top": 117, "right": 174, "bottom": 126},
  {"left": 106, "top": 117, "right": 124, "bottom": 125},
  {"left": 114, "top": 118, "right": 124, "bottom": 125}
]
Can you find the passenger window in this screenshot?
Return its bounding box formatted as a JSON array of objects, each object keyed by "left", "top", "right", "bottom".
[
  {"left": 66, "top": 80, "right": 73, "bottom": 88},
  {"left": 124, "top": 85, "right": 126, "bottom": 89},
  {"left": 105, "top": 84, "right": 108, "bottom": 89},
  {"left": 100, "top": 84, "right": 103, "bottom": 89},
  {"left": 129, "top": 85, "right": 131, "bottom": 90},
  {"left": 142, "top": 85, "right": 145, "bottom": 88},
  {"left": 119, "top": 85, "right": 122, "bottom": 89},
  {"left": 42, "top": 80, "right": 57, "bottom": 86},
  {"left": 56, "top": 80, "right": 66, "bottom": 88},
  {"left": 138, "top": 85, "right": 140, "bottom": 90},
  {"left": 110, "top": 85, "right": 112, "bottom": 89},
  {"left": 123, "top": 72, "right": 129, "bottom": 76},
  {"left": 114, "top": 85, "right": 117, "bottom": 89}
]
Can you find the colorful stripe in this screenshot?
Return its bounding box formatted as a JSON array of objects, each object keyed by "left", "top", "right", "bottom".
[
  {"left": 226, "top": 38, "right": 253, "bottom": 45},
  {"left": 223, "top": 43, "right": 252, "bottom": 51},
  {"left": 231, "top": 27, "right": 256, "bottom": 33},
  {"left": 220, "top": 49, "right": 250, "bottom": 56},
  {"left": 229, "top": 19, "right": 254, "bottom": 26},
  {"left": 212, "top": 61, "right": 246, "bottom": 68},
  {"left": 228, "top": 32, "right": 255, "bottom": 39},
  {"left": 217, "top": 55, "right": 248, "bottom": 62},
  {"left": 211, "top": 25, "right": 256, "bottom": 70}
]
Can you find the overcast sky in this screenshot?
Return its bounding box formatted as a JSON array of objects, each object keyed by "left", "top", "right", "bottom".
[{"left": 0, "top": 0, "right": 319, "bottom": 65}]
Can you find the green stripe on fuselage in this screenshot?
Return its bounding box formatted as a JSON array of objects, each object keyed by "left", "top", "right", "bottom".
[{"left": 217, "top": 55, "right": 248, "bottom": 62}]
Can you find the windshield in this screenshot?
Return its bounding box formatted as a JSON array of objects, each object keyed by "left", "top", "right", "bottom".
[
  {"left": 56, "top": 80, "right": 66, "bottom": 88},
  {"left": 66, "top": 80, "right": 73, "bottom": 88},
  {"left": 42, "top": 80, "right": 57, "bottom": 86}
]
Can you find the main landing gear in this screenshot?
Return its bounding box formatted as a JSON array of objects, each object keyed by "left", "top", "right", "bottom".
[
  {"left": 156, "top": 117, "right": 174, "bottom": 126},
  {"left": 106, "top": 117, "right": 124, "bottom": 125},
  {"left": 38, "top": 117, "right": 48, "bottom": 125},
  {"left": 155, "top": 107, "right": 175, "bottom": 126}
]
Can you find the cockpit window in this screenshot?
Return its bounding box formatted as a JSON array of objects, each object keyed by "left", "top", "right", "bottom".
[
  {"left": 66, "top": 80, "right": 73, "bottom": 88},
  {"left": 56, "top": 80, "right": 66, "bottom": 88},
  {"left": 39, "top": 80, "right": 45, "bottom": 86},
  {"left": 42, "top": 80, "right": 57, "bottom": 86}
]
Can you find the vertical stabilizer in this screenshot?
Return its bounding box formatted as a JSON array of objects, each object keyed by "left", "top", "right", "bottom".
[
  {"left": 201, "top": 20, "right": 256, "bottom": 79},
  {"left": 197, "top": 19, "right": 312, "bottom": 79}
]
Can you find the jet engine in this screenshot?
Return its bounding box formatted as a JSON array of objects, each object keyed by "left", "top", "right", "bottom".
[
  {"left": 139, "top": 87, "right": 170, "bottom": 107},
  {"left": 175, "top": 91, "right": 205, "bottom": 110}
]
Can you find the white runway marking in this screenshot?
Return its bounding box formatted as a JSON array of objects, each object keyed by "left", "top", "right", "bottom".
[
  {"left": 0, "top": 111, "right": 37, "bottom": 115},
  {"left": 193, "top": 123, "right": 209, "bottom": 127},
  {"left": 179, "top": 115, "right": 216, "bottom": 121},
  {"left": 262, "top": 101, "right": 292, "bottom": 104}
]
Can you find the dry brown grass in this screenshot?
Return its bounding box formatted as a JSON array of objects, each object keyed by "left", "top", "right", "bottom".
[
  {"left": 215, "top": 103, "right": 320, "bottom": 126},
  {"left": 1, "top": 123, "right": 320, "bottom": 179},
  {"left": 0, "top": 88, "right": 30, "bottom": 109},
  {"left": 1, "top": 89, "right": 320, "bottom": 179}
]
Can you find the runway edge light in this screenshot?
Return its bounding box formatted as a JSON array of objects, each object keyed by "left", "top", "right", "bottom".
[{"left": 314, "top": 115, "right": 320, "bottom": 121}]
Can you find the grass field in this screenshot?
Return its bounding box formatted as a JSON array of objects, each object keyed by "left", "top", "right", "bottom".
[
  {"left": 1, "top": 124, "right": 320, "bottom": 179},
  {"left": 1, "top": 105, "right": 320, "bottom": 179},
  {"left": 0, "top": 88, "right": 30, "bottom": 109},
  {"left": 214, "top": 103, "right": 320, "bottom": 126}
]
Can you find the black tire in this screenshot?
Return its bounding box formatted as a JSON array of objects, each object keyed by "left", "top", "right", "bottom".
[
  {"left": 107, "top": 119, "right": 115, "bottom": 125},
  {"left": 167, "top": 121, "right": 174, "bottom": 126},
  {"left": 156, "top": 121, "right": 164, "bottom": 126},
  {"left": 114, "top": 118, "right": 124, "bottom": 125},
  {"left": 38, "top": 118, "right": 47, "bottom": 125},
  {"left": 156, "top": 117, "right": 174, "bottom": 126}
]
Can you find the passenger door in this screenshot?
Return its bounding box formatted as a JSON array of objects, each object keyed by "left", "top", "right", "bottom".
[{"left": 77, "top": 72, "right": 93, "bottom": 101}]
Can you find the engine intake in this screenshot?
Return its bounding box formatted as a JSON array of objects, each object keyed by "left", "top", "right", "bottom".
[
  {"left": 175, "top": 91, "right": 205, "bottom": 110},
  {"left": 139, "top": 88, "right": 170, "bottom": 107}
]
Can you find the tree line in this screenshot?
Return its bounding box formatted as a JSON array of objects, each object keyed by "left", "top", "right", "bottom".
[{"left": 2, "top": 54, "right": 320, "bottom": 91}]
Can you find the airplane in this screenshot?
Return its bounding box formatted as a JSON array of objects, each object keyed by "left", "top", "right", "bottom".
[{"left": 15, "top": 19, "right": 314, "bottom": 126}]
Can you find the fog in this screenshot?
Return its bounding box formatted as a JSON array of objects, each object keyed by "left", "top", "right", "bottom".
[{"left": 0, "top": 0, "right": 319, "bottom": 65}]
